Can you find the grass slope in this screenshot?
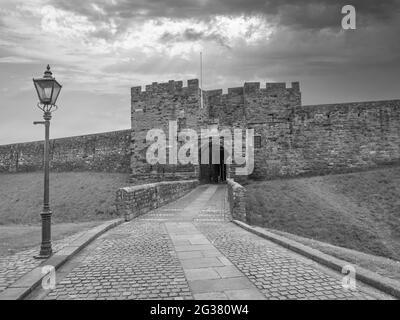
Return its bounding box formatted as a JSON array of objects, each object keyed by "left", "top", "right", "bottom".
[
  {"left": 0, "top": 172, "right": 129, "bottom": 224},
  {"left": 0, "top": 222, "right": 103, "bottom": 256},
  {"left": 270, "top": 228, "right": 400, "bottom": 282},
  {"left": 246, "top": 167, "right": 400, "bottom": 261}
]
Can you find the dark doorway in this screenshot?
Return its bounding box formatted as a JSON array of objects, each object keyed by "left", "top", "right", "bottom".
[{"left": 199, "top": 140, "right": 226, "bottom": 183}]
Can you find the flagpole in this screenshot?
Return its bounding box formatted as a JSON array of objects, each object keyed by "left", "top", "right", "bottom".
[{"left": 200, "top": 51, "right": 203, "bottom": 109}]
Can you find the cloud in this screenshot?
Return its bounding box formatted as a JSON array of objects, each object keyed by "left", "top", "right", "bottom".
[
  {"left": 0, "top": 56, "right": 37, "bottom": 63},
  {"left": 160, "top": 29, "right": 229, "bottom": 48},
  {"left": 0, "top": 0, "right": 398, "bottom": 91},
  {"left": 157, "top": 15, "right": 272, "bottom": 50},
  {"left": 50, "top": 0, "right": 400, "bottom": 31},
  {"left": 0, "top": 0, "right": 399, "bottom": 144}
]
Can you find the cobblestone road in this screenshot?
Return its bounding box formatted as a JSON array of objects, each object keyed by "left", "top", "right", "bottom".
[
  {"left": 28, "top": 185, "right": 393, "bottom": 300},
  {"left": 0, "top": 231, "right": 92, "bottom": 294}
]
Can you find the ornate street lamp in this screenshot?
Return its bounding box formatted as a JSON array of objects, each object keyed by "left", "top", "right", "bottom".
[{"left": 33, "top": 65, "right": 62, "bottom": 259}]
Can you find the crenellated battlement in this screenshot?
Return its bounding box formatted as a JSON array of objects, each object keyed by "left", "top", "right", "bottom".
[
  {"left": 203, "top": 81, "right": 300, "bottom": 99},
  {"left": 131, "top": 79, "right": 199, "bottom": 96},
  {"left": 132, "top": 79, "right": 300, "bottom": 99},
  {"left": 267, "top": 81, "right": 299, "bottom": 92},
  {"left": 131, "top": 78, "right": 302, "bottom": 130}
]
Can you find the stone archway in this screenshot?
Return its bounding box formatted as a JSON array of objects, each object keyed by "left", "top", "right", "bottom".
[{"left": 198, "top": 139, "right": 229, "bottom": 183}]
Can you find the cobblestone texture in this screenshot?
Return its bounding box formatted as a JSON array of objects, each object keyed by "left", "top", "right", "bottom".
[
  {"left": 24, "top": 184, "right": 392, "bottom": 300},
  {"left": 196, "top": 222, "right": 374, "bottom": 300},
  {"left": 45, "top": 221, "right": 192, "bottom": 300},
  {"left": 0, "top": 231, "right": 90, "bottom": 293}
]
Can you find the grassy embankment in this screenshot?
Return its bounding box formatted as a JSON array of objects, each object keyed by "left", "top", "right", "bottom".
[
  {"left": 0, "top": 172, "right": 129, "bottom": 256},
  {"left": 246, "top": 167, "right": 400, "bottom": 280}
]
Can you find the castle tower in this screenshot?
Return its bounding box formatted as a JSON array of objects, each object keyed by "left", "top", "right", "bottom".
[
  {"left": 130, "top": 79, "right": 207, "bottom": 182},
  {"left": 130, "top": 79, "right": 301, "bottom": 182}
]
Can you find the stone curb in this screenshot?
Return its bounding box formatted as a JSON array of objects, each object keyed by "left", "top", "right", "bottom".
[
  {"left": 233, "top": 220, "right": 400, "bottom": 299},
  {"left": 0, "top": 218, "right": 124, "bottom": 300}
]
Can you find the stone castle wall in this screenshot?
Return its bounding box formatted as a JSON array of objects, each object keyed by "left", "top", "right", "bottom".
[
  {"left": 130, "top": 79, "right": 207, "bottom": 182},
  {"left": 131, "top": 79, "right": 400, "bottom": 181},
  {"left": 130, "top": 79, "right": 302, "bottom": 182},
  {"left": 251, "top": 100, "right": 400, "bottom": 178},
  {"left": 0, "top": 130, "right": 131, "bottom": 173},
  {"left": 1, "top": 79, "right": 399, "bottom": 180}
]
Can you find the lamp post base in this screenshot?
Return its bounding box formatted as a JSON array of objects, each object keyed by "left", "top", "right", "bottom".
[
  {"left": 34, "top": 240, "right": 52, "bottom": 259},
  {"left": 35, "top": 209, "right": 53, "bottom": 259},
  {"left": 33, "top": 253, "right": 52, "bottom": 260}
]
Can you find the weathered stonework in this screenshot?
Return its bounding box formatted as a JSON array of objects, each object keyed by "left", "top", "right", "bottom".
[
  {"left": 0, "top": 130, "right": 131, "bottom": 173},
  {"left": 227, "top": 179, "right": 247, "bottom": 222},
  {"left": 115, "top": 180, "right": 199, "bottom": 221},
  {"left": 130, "top": 79, "right": 302, "bottom": 182},
  {"left": 251, "top": 100, "right": 400, "bottom": 178},
  {"left": 130, "top": 79, "right": 207, "bottom": 182},
  {"left": 0, "top": 79, "right": 399, "bottom": 181},
  {"left": 131, "top": 79, "right": 400, "bottom": 181}
]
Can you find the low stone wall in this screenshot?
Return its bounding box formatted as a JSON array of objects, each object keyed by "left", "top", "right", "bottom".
[
  {"left": 227, "top": 179, "right": 247, "bottom": 222},
  {"left": 115, "top": 180, "right": 199, "bottom": 221}
]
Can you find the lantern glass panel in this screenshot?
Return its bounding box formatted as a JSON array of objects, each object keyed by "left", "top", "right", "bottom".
[
  {"left": 34, "top": 79, "right": 54, "bottom": 104},
  {"left": 51, "top": 81, "right": 62, "bottom": 105}
]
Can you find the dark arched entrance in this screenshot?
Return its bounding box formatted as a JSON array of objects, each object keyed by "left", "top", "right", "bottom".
[{"left": 199, "top": 140, "right": 227, "bottom": 183}]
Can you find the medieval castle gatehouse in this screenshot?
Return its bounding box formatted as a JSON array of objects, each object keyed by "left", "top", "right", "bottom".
[
  {"left": 1, "top": 79, "right": 400, "bottom": 183},
  {"left": 130, "top": 79, "right": 400, "bottom": 183}
]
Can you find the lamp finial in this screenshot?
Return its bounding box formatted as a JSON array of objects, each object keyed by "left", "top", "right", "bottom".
[{"left": 43, "top": 64, "right": 53, "bottom": 78}]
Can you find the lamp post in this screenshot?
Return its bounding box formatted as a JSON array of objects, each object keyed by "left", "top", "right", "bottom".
[{"left": 33, "top": 65, "right": 62, "bottom": 259}]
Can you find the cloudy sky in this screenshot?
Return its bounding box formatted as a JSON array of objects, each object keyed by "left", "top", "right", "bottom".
[{"left": 0, "top": 0, "right": 399, "bottom": 144}]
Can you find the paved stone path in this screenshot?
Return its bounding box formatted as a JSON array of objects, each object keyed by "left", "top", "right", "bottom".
[
  {"left": 0, "top": 230, "right": 93, "bottom": 294},
  {"left": 28, "top": 185, "right": 392, "bottom": 300}
]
